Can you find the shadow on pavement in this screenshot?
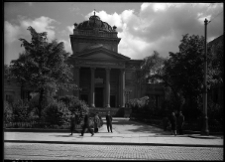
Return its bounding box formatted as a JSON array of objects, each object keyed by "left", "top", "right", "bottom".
[{"left": 52, "top": 134, "right": 73, "bottom": 137}]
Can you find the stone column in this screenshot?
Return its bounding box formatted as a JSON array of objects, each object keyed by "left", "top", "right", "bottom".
[
  {"left": 120, "top": 69, "right": 125, "bottom": 108},
  {"left": 90, "top": 67, "right": 95, "bottom": 108},
  {"left": 105, "top": 68, "right": 111, "bottom": 108},
  {"left": 74, "top": 67, "right": 80, "bottom": 98}
]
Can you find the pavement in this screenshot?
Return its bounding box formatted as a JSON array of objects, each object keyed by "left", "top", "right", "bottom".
[{"left": 4, "top": 118, "right": 223, "bottom": 147}]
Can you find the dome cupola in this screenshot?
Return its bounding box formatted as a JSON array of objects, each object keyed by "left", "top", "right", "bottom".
[{"left": 76, "top": 11, "right": 114, "bottom": 32}]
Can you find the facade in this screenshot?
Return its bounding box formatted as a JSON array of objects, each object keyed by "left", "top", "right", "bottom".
[{"left": 61, "top": 12, "right": 143, "bottom": 109}]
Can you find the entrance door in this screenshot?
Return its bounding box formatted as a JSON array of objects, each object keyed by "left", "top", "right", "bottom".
[
  {"left": 80, "top": 94, "right": 88, "bottom": 105},
  {"left": 95, "top": 87, "right": 104, "bottom": 107},
  {"left": 110, "top": 95, "right": 116, "bottom": 108}
]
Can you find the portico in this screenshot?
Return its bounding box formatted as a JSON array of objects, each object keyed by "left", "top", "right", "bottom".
[{"left": 74, "top": 63, "right": 126, "bottom": 108}]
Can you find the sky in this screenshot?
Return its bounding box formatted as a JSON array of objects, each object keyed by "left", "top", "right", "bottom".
[{"left": 4, "top": 2, "right": 224, "bottom": 65}]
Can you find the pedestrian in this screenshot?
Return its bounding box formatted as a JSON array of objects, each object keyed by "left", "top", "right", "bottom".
[
  {"left": 81, "top": 112, "right": 94, "bottom": 136},
  {"left": 170, "top": 111, "right": 177, "bottom": 136},
  {"left": 177, "top": 111, "right": 185, "bottom": 135},
  {"left": 69, "top": 113, "right": 76, "bottom": 136},
  {"left": 162, "top": 115, "right": 169, "bottom": 131},
  {"left": 94, "top": 112, "right": 100, "bottom": 133},
  {"left": 106, "top": 111, "right": 113, "bottom": 133}
]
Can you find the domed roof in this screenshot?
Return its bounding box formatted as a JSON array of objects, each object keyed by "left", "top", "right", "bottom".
[{"left": 76, "top": 12, "right": 114, "bottom": 32}]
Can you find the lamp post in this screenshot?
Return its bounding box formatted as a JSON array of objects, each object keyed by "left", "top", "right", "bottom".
[{"left": 201, "top": 18, "right": 209, "bottom": 135}]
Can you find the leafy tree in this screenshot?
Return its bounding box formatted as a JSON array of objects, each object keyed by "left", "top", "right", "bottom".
[
  {"left": 141, "top": 51, "right": 166, "bottom": 84},
  {"left": 162, "top": 34, "right": 223, "bottom": 118},
  {"left": 10, "top": 26, "right": 77, "bottom": 118},
  {"left": 4, "top": 64, "right": 14, "bottom": 81},
  {"left": 134, "top": 51, "right": 166, "bottom": 96},
  {"left": 162, "top": 34, "right": 205, "bottom": 113}
]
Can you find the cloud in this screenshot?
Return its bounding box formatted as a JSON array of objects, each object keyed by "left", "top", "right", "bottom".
[
  {"left": 60, "top": 39, "right": 72, "bottom": 54},
  {"left": 4, "top": 21, "right": 20, "bottom": 43},
  {"left": 67, "top": 25, "right": 74, "bottom": 34},
  {"left": 4, "top": 16, "right": 58, "bottom": 64},
  {"left": 5, "top": 16, "right": 57, "bottom": 44},
  {"left": 85, "top": 3, "right": 223, "bottom": 59}
]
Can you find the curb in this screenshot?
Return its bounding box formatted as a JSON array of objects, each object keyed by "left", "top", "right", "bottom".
[
  {"left": 188, "top": 134, "right": 223, "bottom": 139},
  {"left": 4, "top": 140, "right": 223, "bottom": 148},
  {"left": 4, "top": 128, "right": 89, "bottom": 133}
]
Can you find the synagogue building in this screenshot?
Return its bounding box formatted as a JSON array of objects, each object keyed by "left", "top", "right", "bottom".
[{"left": 59, "top": 12, "right": 144, "bottom": 110}]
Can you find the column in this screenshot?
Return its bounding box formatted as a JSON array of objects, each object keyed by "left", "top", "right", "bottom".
[
  {"left": 120, "top": 69, "right": 125, "bottom": 108},
  {"left": 118, "top": 73, "right": 121, "bottom": 107},
  {"left": 90, "top": 67, "right": 95, "bottom": 108},
  {"left": 105, "top": 68, "right": 111, "bottom": 108},
  {"left": 74, "top": 67, "right": 80, "bottom": 98}
]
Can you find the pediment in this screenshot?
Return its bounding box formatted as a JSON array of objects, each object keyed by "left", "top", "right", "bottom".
[{"left": 74, "top": 47, "right": 130, "bottom": 61}]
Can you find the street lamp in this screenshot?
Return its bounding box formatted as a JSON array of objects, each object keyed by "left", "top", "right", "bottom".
[{"left": 201, "top": 18, "right": 209, "bottom": 135}]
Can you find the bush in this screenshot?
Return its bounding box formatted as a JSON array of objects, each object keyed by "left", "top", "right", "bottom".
[
  {"left": 43, "top": 101, "right": 67, "bottom": 126},
  {"left": 9, "top": 99, "right": 33, "bottom": 122},
  {"left": 128, "top": 96, "right": 149, "bottom": 111},
  {"left": 58, "top": 95, "right": 89, "bottom": 115},
  {"left": 4, "top": 101, "right": 13, "bottom": 124}
]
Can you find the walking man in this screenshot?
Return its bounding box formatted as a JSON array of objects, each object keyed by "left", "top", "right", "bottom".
[
  {"left": 106, "top": 111, "right": 113, "bottom": 133},
  {"left": 177, "top": 111, "right": 185, "bottom": 135},
  {"left": 81, "top": 112, "right": 94, "bottom": 136}
]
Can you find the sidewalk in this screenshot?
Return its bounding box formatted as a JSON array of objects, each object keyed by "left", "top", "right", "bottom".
[{"left": 4, "top": 118, "right": 223, "bottom": 147}]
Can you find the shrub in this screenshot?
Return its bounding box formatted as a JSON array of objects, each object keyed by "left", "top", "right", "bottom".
[
  {"left": 207, "top": 97, "right": 223, "bottom": 126},
  {"left": 4, "top": 101, "right": 13, "bottom": 124},
  {"left": 42, "top": 101, "right": 66, "bottom": 126},
  {"left": 128, "top": 96, "right": 149, "bottom": 111},
  {"left": 9, "top": 99, "right": 33, "bottom": 122}
]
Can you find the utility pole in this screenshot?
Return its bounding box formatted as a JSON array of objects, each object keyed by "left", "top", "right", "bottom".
[{"left": 201, "top": 18, "right": 209, "bottom": 135}]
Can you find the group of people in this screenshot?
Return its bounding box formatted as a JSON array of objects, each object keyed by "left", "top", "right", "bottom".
[
  {"left": 163, "top": 111, "right": 185, "bottom": 136},
  {"left": 69, "top": 111, "right": 113, "bottom": 136},
  {"left": 70, "top": 110, "right": 184, "bottom": 136}
]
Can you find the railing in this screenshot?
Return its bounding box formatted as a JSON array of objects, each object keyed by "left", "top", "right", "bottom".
[{"left": 73, "top": 30, "right": 117, "bottom": 38}]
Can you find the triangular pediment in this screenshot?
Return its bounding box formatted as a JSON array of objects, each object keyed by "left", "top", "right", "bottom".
[{"left": 73, "top": 47, "right": 130, "bottom": 61}]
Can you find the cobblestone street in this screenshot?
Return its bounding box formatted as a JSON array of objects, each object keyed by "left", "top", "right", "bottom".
[{"left": 5, "top": 143, "right": 223, "bottom": 160}]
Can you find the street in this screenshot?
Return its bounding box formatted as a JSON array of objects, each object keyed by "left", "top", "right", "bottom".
[{"left": 4, "top": 142, "right": 223, "bottom": 160}]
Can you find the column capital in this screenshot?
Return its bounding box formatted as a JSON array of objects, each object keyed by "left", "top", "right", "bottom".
[{"left": 91, "top": 67, "right": 96, "bottom": 70}]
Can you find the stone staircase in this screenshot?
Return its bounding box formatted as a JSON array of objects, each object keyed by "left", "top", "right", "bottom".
[{"left": 89, "top": 107, "right": 131, "bottom": 117}]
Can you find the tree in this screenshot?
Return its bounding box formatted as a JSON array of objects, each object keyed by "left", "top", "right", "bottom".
[
  {"left": 162, "top": 34, "right": 205, "bottom": 113},
  {"left": 141, "top": 51, "right": 166, "bottom": 84},
  {"left": 134, "top": 51, "right": 166, "bottom": 96},
  {"left": 162, "top": 34, "right": 223, "bottom": 118},
  {"left": 10, "top": 26, "right": 77, "bottom": 118}
]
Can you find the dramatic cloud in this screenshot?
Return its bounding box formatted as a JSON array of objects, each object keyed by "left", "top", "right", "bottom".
[
  {"left": 4, "top": 16, "right": 57, "bottom": 64},
  {"left": 85, "top": 3, "right": 223, "bottom": 59},
  {"left": 4, "top": 3, "right": 223, "bottom": 65}
]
